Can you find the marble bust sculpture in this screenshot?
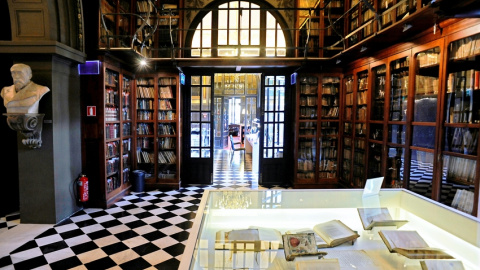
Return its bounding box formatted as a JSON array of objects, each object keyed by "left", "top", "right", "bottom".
[{"left": 1, "top": 63, "right": 50, "bottom": 114}]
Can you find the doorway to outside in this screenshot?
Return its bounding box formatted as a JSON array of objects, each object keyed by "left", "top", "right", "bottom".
[{"left": 213, "top": 73, "right": 261, "bottom": 178}]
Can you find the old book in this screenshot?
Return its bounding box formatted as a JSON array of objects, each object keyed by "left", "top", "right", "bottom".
[
  {"left": 420, "top": 260, "right": 465, "bottom": 270},
  {"left": 282, "top": 233, "right": 327, "bottom": 261},
  {"left": 312, "top": 220, "right": 360, "bottom": 247},
  {"left": 285, "top": 228, "right": 328, "bottom": 248},
  {"left": 379, "top": 230, "right": 454, "bottom": 259},
  {"left": 357, "top": 208, "right": 408, "bottom": 230},
  {"left": 215, "top": 227, "right": 283, "bottom": 251}
]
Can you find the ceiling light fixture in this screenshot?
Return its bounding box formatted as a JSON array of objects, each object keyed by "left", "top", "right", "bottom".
[{"left": 403, "top": 24, "right": 412, "bottom": 32}]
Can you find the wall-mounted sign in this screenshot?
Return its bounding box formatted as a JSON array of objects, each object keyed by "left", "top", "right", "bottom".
[{"left": 87, "top": 106, "right": 96, "bottom": 117}]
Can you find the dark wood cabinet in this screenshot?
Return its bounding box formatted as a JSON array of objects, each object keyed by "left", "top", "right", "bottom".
[{"left": 82, "top": 59, "right": 134, "bottom": 208}]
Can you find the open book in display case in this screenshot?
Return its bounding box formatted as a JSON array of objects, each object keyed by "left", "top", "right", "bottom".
[{"left": 180, "top": 189, "right": 480, "bottom": 270}]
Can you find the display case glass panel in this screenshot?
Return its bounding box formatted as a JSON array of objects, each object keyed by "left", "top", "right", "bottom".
[{"left": 181, "top": 189, "right": 480, "bottom": 270}]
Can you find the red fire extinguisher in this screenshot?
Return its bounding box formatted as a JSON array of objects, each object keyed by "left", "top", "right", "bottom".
[{"left": 77, "top": 174, "right": 89, "bottom": 202}]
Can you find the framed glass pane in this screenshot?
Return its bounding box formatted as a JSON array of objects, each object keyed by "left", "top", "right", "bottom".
[
  {"left": 444, "top": 127, "right": 478, "bottom": 155},
  {"left": 390, "top": 57, "right": 409, "bottom": 121},
  {"left": 218, "top": 30, "right": 228, "bottom": 45},
  {"left": 191, "top": 123, "right": 200, "bottom": 147},
  {"left": 368, "top": 142, "right": 382, "bottom": 178},
  {"left": 191, "top": 149, "right": 200, "bottom": 158},
  {"left": 192, "top": 76, "right": 201, "bottom": 85},
  {"left": 370, "top": 123, "right": 383, "bottom": 141},
  {"left": 440, "top": 155, "right": 476, "bottom": 214},
  {"left": 388, "top": 124, "right": 406, "bottom": 144},
  {"left": 191, "top": 87, "right": 200, "bottom": 111},
  {"left": 201, "top": 149, "right": 211, "bottom": 158},
  {"left": 201, "top": 123, "right": 211, "bottom": 147},
  {"left": 387, "top": 147, "right": 404, "bottom": 188},
  {"left": 191, "top": 112, "right": 200, "bottom": 122},
  {"left": 412, "top": 125, "right": 435, "bottom": 149},
  {"left": 201, "top": 87, "right": 211, "bottom": 111},
  {"left": 409, "top": 150, "right": 434, "bottom": 198}
]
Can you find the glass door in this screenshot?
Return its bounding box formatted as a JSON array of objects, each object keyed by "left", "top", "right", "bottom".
[
  {"left": 182, "top": 74, "right": 213, "bottom": 185},
  {"left": 260, "top": 74, "right": 291, "bottom": 185}
]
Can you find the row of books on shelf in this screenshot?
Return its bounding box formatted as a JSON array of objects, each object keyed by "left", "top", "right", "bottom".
[
  {"left": 122, "top": 123, "right": 132, "bottom": 136},
  {"left": 321, "top": 107, "right": 339, "bottom": 118},
  {"left": 137, "top": 149, "right": 155, "bottom": 164},
  {"left": 105, "top": 107, "right": 119, "bottom": 122},
  {"left": 105, "top": 124, "right": 119, "bottom": 139},
  {"left": 105, "top": 70, "right": 118, "bottom": 86},
  {"left": 300, "top": 84, "right": 318, "bottom": 95},
  {"left": 159, "top": 86, "right": 174, "bottom": 98},
  {"left": 417, "top": 48, "right": 440, "bottom": 67},
  {"left": 345, "top": 77, "right": 354, "bottom": 92},
  {"left": 159, "top": 99, "right": 174, "bottom": 110},
  {"left": 445, "top": 91, "right": 478, "bottom": 124},
  {"left": 137, "top": 99, "right": 154, "bottom": 110},
  {"left": 321, "top": 96, "right": 339, "bottom": 106},
  {"left": 158, "top": 124, "right": 175, "bottom": 135},
  {"left": 300, "top": 96, "right": 317, "bottom": 106},
  {"left": 358, "top": 74, "right": 368, "bottom": 90},
  {"left": 357, "top": 91, "right": 367, "bottom": 105},
  {"left": 345, "top": 92, "right": 354, "bottom": 105},
  {"left": 300, "top": 107, "right": 317, "bottom": 118},
  {"left": 445, "top": 127, "right": 478, "bottom": 155},
  {"left": 137, "top": 137, "right": 152, "bottom": 149},
  {"left": 357, "top": 107, "right": 367, "bottom": 121},
  {"left": 105, "top": 89, "right": 118, "bottom": 105},
  {"left": 137, "top": 111, "right": 153, "bottom": 120},
  {"left": 137, "top": 78, "right": 154, "bottom": 85},
  {"left": 122, "top": 154, "right": 130, "bottom": 168},
  {"left": 320, "top": 146, "right": 337, "bottom": 159},
  {"left": 137, "top": 86, "right": 155, "bottom": 98},
  {"left": 319, "top": 159, "right": 336, "bottom": 171},
  {"left": 363, "top": 23, "right": 374, "bottom": 37},
  {"left": 416, "top": 75, "right": 439, "bottom": 95},
  {"left": 106, "top": 157, "right": 119, "bottom": 175},
  {"left": 106, "top": 141, "right": 119, "bottom": 157},
  {"left": 159, "top": 137, "right": 175, "bottom": 149},
  {"left": 446, "top": 156, "right": 476, "bottom": 185},
  {"left": 355, "top": 123, "right": 367, "bottom": 136},
  {"left": 122, "top": 107, "right": 131, "bottom": 121},
  {"left": 137, "top": 123, "right": 154, "bottom": 135},
  {"left": 447, "top": 70, "right": 480, "bottom": 92},
  {"left": 297, "top": 158, "right": 314, "bottom": 172},
  {"left": 158, "top": 151, "right": 176, "bottom": 164},
  {"left": 392, "top": 57, "right": 410, "bottom": 70},
  {"left": 159, "top": 77, "right": 177, "bottom": 85},
  {"left": 449, "top": 33, "right": 480, "bottom": 60},
  {"left": 136, "top": 0, "right": 155, "bottom": 13},
  {"left": 451, "top": 189, "right": 474, "bottom": 214},
  {"left": 106, "top": 175, "right": 121, "bottom": 193},
  {"left": 122, "top": 138, "right": 131, "bottom": 152},
  {"left": 158, "top": 110, "right": 175, "bottom": 120}
]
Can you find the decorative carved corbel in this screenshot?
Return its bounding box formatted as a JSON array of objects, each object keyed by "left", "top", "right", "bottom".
[{"left": 4, "top": 113, "right": 45, "bottom": 149}]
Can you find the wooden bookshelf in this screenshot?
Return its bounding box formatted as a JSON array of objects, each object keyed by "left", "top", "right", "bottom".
[
  {"left": 294, "top": 74, "right": 342, "bottom": 188},
  {"left": 82, "top": 60, "right": 134, "bottom": 208},
  {"left": 135, "top": 73, "right": 181, "bottom": 190}
]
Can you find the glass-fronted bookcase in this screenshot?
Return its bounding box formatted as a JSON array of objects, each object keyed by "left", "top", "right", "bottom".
[
  {"left": 294, "top": 74, "right": 341, "bottom": 188},
  {"left": 135, "top": 73, "right": 181, "bottom": 190},
  {"left": 82, "top": 61, "right": 134, "bottom": 208}
]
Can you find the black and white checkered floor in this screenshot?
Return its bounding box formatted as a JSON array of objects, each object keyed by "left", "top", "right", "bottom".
[
  {"left": 0, "top": 150, "right": 474, "bottom": 269},
  {"left": 0, "top": 150, "right": 288, "bottom": 270}
]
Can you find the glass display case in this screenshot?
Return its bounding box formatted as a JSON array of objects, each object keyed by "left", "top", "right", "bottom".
[{"left": 180, "top": 189, "right": 480, "bottom": 270}]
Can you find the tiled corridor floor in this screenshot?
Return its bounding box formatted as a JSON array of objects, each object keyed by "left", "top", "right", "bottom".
[{"left": 0, "top": 150, "right": 289, "bottom": 269}]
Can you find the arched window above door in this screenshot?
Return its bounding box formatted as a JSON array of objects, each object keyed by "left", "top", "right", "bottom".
[{"left": 189, "top": 1, "right": 287, "bottom": 57}]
